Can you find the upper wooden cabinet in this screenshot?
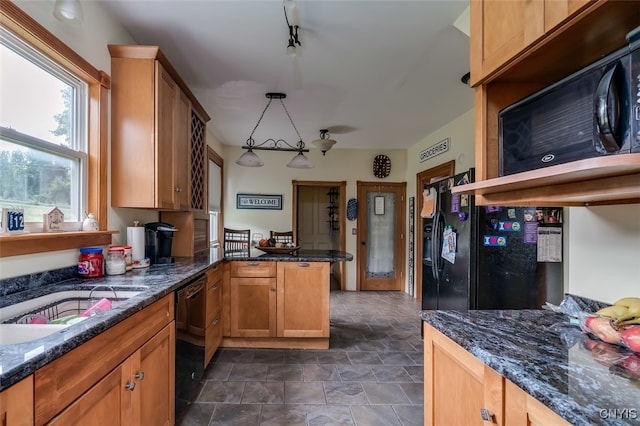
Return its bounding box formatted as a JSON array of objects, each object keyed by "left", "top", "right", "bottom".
[
  {"left": 109, "top": 45, "right": 210, "bottom": 210},
  {"left": 462, "top": 0, "right": 640, "bottom": 206}
]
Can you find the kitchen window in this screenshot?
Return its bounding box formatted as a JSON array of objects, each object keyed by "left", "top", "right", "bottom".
[
  {"left": 1, "top": 28, "right": 88, "bottom": 230},
  {"left": 0, "top": 2, "right": 110, "bottom": 257}
]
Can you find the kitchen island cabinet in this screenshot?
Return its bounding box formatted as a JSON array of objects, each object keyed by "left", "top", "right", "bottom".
[
  {"left": 226, "top": 260, "right": 330, "bottom": 348},
  {"left": 421, "top": 304, "right": 640, "bottom": 425}
]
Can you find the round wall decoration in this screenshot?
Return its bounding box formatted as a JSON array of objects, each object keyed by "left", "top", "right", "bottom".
[
  {"left": 346, "top": 198, "right": 358, "bottom": 221},
  {"left": 373, "top": 154, "right": 391, "bottom": 178}
]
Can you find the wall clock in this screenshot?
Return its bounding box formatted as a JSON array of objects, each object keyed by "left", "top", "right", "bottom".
[{"left": 373, "top": 154, "right": 391, "bottom": 178}]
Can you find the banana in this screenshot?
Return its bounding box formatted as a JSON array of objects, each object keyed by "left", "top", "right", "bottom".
[
  {"left": 613, "top": 297, "right": 640, "bottom": 308},
  {"left": 596, "top": 305, "right": 630, "bottom": 320},
  {"left": 611, "top": 297, "right": 640, "bottom": 323},
  {"left": 618, "top": 317, "right": 640, "bottom": 327}
]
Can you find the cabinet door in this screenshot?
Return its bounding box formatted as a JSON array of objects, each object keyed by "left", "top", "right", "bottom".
[
  {"left": 48, "top": 360, "right": 130, "bottom": 425},
  {"left": 175, "top": 89, "right": 191, "bottom": 210},
  {"left": 424, "top": 323, "right": 504, "bottom": 426},
  {"left": 134, "top": 323, "right": 175, "bottom": 426},
  {"left": 276, "top": 262, "right": 329, "bottom": 338},
  {"left": 205, "top": 312, "right": 223, "bottom": 366},
  {"left": 230, "top": 277, "right": 277, "bottom": 337},
  {"left": 470, "top": 0, "right": 544, "bottom": 84},
  {"left": 504, "top": 379, "right": 570, "bottom": 426},
  {"left": 544, "top": 0, "right": 592, "bottom": 32},
  {"left": 156, "top": 62, "right": 178, "bottom": 210},
  {"left": 0, "top": 375, "right": 33, "bottom": 426}
]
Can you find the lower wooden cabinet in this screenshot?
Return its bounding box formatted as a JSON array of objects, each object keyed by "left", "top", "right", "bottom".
[
  {"left": 205, "top": 264, "right": 223, "bottom": 365},
  {"left": 34, "top": 295, "right": 174, "bottom": 425},
  {"left": 227, "top": 261, "right": 330, "bottom": 342},
  {"left": 0, "top": 375, "right": 33, "bottom": 426},
  {"left": 423, "top": 323, "right": 569, "bottom": 426},
  {"left": 48, "top": 323, "right": 174, "bottom": 426}
]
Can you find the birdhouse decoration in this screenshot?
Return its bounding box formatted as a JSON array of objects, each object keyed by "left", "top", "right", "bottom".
[{"left": 43, "top": 206, "right": 64, "bottom": 232}]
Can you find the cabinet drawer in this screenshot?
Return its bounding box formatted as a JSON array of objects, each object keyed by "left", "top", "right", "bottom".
[
  {"left": 207, "top": 263, "right": 223, "bottom": 284},
  {"left": 230, "top": 261, "right": 276, "bottom": 278}
]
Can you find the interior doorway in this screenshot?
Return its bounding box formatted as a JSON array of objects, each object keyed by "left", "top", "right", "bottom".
[
  {"left": 293, "top": 181, "right": 347, "bottom": 290},
  {"left": 415, "top": 160, "right": 455, "bottom": 300},
  {"left": 356, "top": 181, "right": 406, "bottom": 291}
]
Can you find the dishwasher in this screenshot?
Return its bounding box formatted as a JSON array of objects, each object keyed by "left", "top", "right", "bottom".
[{"left": 174, "top": 273, "right": 207, "bottom": 418}]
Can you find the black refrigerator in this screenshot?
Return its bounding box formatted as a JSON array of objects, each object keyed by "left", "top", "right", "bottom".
[{"left": 421, "top": 169, "right": 563, "bottom": 311}]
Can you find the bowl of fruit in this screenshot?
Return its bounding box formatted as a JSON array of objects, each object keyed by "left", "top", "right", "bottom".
[
  {"left": 256, "top": 238, "right": 300, "bottom": 254},
  {"left": 580, "top": 297, "right": 640, "bottom": 353}
]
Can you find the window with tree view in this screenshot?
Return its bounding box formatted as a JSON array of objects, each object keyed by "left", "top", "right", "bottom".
[{"left": 0, "top": 27, "right": 88, "bottom": 230}]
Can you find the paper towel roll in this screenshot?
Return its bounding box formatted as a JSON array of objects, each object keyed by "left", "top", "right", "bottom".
[{"left": 127, "top": 226, "right": 145, "bottom": 261}]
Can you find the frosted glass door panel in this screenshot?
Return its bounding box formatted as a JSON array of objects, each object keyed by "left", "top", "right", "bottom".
[{"left": 366, "top": 192, "right": 395, "bottom": 278}]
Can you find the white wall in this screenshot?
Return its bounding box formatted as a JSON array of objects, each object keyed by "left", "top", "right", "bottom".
[
  {"left": 565, "top": 205, "right": 640, "bottom": 303},
  {"left": 223, "top": 145, "right": 407, "bottom": 291}
]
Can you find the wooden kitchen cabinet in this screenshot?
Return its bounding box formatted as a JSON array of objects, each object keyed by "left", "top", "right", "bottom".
[
  {"left": 48, "top": 324, "right": 174, "bottom": 426},
  {"left": 35, "top": 295, "right": 174, "bottom": 425},
  {"left": 205, "top": 263, "right": 223, "bottom": 366},
  {"left": 277, "top": 261, "right": 329, "bottom": 338},
  {"left": 225, "top": 261, "right": 330, "bottom": 348},
  {"left": 462, "top": 0, "right": 640, "bottom": 206},
  {"left": 423, "top": 323, "right": 569, "bottom": 426},
  {"left": 229, "top": 261, "right": 277, "bottom": 338},
  {"left": 0, "top": 375, "right": 33, "bottom": 426},
  {"left": 108, "top": 45, "right": 210, "bottom": 210}
]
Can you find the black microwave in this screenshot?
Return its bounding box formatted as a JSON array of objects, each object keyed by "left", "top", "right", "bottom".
[{"left": 499, "top": 27, "right": 640, "bottom": 176}]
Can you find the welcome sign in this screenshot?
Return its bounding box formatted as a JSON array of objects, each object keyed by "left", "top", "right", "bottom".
[{"left": 236, "top": 194, "right": 283, "bottom": 210}]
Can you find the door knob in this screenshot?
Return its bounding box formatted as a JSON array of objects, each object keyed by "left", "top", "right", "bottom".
[{"left": 361, "top": 241, "right": 366, "bottom": 245}]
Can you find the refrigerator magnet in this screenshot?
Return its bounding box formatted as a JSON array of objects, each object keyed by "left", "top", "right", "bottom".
[
  {"left": 483, "top": 235, "right": 507, "bottom": 246},
  {"left": 498, "top": 221, "right": 521, "bottom": 232}
]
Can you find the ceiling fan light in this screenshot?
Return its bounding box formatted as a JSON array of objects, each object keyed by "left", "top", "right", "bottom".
[
  {"left": 53, "top": 0, "right": 84, "bottom": 24},
  {"left": 312, "top": 138, "right": 336, "bottom": 155},
  {"left": 287, "top": 152, "right": 314, "bottom": 169},
  {"left": 236, "top": 149, "right": 264, "bottom": 167}
]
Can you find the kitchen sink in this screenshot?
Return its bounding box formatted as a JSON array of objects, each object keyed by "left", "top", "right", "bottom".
[{"left": 0, "top": 287, "right": 146, "bottom": 345}]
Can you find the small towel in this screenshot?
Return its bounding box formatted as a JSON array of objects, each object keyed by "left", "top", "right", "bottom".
[{"left": 421, "top": 187, "right": 437, "bottom": 218}]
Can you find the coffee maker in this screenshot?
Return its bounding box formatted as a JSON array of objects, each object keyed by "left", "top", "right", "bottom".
[{"left": 145, "top": 222, "right": 177, "bottom": 264}]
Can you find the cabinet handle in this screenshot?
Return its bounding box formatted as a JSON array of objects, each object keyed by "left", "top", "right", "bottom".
[
  {"left": 298, "top": 262, "right": 310, "bottom": 267},
  {"left": 175, "top": 187, "right": 182, "bottom": 193},
  {"left": 212, "top": 318, "right": 219, "bottom": 325},
  {"left": 247, "top": 262, "right": 260, "bottom": 266},
  {"left": 212, "top": 285, "right": 219, "bottom": 291},
  {"left": 270, "top": 288, "right": 276, "bottom": 292},
  {"left": 480, "top": 408, "right": 494, "bottom": 422},
  {"left": 135, "top": 371, "right": 145, "bottom": 380},
  {"left": 125, "top": 381, "right": 136, "bottom": 391}
]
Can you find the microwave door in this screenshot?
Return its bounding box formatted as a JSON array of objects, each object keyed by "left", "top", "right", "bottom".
[{"left": 595, "top": 61, "right": 630, "bottom": 153}]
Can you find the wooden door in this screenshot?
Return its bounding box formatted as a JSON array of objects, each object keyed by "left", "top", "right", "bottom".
[
  {"left": 48, "top": 360, "right": 130, "bottom": 425},
  {"left": 156, "top": 62, "right": 177, "bottom": 209},
  {"left": 357, "top": 181, "right": 406, "bottom": 291},
  {"left": 276, "top": 262, "right": 330, "bottom": 338},
  {"left": 470, "top": 0, "right": 544, "bottom": 83},
  {"left": 0, "top": 375, "right": 33, "bottom": 426},
  {"left": 297, "top": 186, "right": 335, "bottom": 250},
  {"left": 230, "top": 277, "right": 277, "bottom": 337},
  {"left": 135, "top": 324, "right": 175, "bottom": 426}
]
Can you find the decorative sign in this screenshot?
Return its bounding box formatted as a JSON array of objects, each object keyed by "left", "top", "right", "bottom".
[
  {"left": 236, "top": 194, "right": 283, "bottom": 210},
  {"left": 2, "top": 208, "right": 25, "bottom": 233},
  {"left": 43, "top": 206, "right": 64, "bottom": 232},
  {"left": 419, "top": 137, "right": 449, "bottom": 163}
]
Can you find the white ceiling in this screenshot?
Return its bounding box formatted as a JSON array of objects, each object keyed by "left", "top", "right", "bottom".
[{"left": 98, "top": 0, "right": 474, "bottom": 151}]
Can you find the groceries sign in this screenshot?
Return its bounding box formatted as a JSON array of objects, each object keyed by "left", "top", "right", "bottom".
[{"left": 419, "top": 138, "right": 449, "bottom": 163}]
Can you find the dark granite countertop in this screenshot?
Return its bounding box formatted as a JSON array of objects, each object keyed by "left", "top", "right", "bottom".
[
  {"left": 0, "top": 249, "right": 352, "bottom": 391},
  {"left": 224, "top": 248, "right": 354, "bottom": 262},
  {"left": 420, "top": 308, "right": 640, "bottom": 425}
]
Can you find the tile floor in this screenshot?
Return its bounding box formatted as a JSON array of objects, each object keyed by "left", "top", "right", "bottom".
[{"left": 177, "top": 290, "right": 424, "bottom": 425}]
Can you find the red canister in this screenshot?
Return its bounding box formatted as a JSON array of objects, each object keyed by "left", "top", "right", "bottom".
[{"left": 78, "top": 247, "right": 104, "bottom": 277}]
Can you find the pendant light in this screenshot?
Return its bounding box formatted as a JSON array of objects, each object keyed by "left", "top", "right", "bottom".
[
  {"left": 312, "top": 129, "right": 337, "bottom": 156},
  {"left": 236, "top": 93, "right": 313, "bottom": 169}
]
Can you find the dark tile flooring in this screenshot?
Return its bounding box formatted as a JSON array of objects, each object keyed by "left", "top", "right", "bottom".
[{"left": 177, "top": 291, "right": 424, "bottom": 425}]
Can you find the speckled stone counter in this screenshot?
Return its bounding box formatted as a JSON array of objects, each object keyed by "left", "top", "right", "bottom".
[
  {"left": 0, "top": 249, "right": 352, "bottom": 391},
  {"left": 420, "top": 307, "right": 640, "bottom": 425}
]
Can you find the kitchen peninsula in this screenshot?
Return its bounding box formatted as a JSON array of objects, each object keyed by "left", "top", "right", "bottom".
[
  {"left": 222, "top": 249, "right": 353, "bottom": 350},
  {"left": 421, "top": 301, "right": 640, "bottom": 425}
]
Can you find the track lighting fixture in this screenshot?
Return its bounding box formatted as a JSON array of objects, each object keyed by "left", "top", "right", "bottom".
[
  {"left": 236, "top": 93, "right": 313, "bottom": 169},
  {"left": 284, "top": 4, "right": 301, "bottom": 57}
]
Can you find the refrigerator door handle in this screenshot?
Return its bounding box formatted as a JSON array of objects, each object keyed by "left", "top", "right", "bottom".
[{"left": 431, "top": 210, "right": 441, "bottom": 281}]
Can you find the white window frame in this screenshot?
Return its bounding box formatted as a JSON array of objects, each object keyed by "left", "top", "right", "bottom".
[{"left": 1, "top": 27, "right": 89, "bottom": 231}]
